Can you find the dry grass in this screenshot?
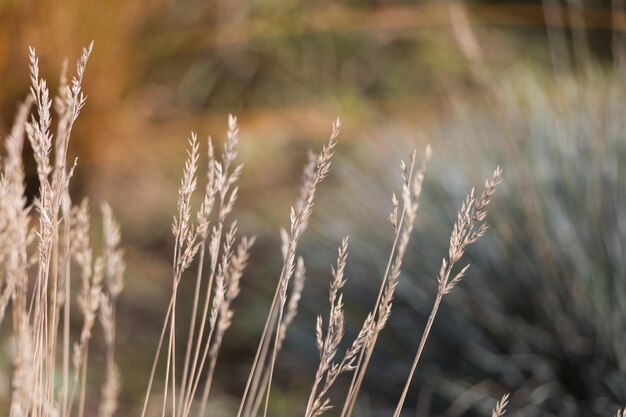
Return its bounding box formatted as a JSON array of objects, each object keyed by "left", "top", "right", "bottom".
[
  {"left": 490, "top": 393, "right": 509, "bottom": 417},
  {"left": 0, "top": 43, "right": 124, "bottom": 417},
  {"left": 5, "top": 44, "right": 622, "bottom": 417}
]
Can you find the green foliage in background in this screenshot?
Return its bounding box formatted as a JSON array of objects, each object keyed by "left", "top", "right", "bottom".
[{"left": 276, "top": 68, "right": 626, "bottom": 417}]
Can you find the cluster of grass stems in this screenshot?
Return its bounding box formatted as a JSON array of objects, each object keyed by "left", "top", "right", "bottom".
[
  {"left": 1, "top": 45, "right": 623, "bottom": 417},
  {"left": 0, "top": 44, "right": 123, "bottom": 417}
]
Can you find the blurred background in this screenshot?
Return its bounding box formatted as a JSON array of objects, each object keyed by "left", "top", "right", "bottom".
[{"left": 1, "top": 0, "right": 626, "bottom": 416}]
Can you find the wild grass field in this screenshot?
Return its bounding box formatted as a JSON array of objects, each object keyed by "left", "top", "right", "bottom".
[{"left": 1, "top": 1, "right": 626, "bottom": 417}]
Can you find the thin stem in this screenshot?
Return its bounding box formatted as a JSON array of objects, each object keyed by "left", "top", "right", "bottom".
[
  {"left": 182, "top": 315, "right": 217, "bottom": 417},
  {"left": 46, "top": 232, "right": 59, "bottom": 408},
  {"left": 305, "top": 367, "right": 323, "bottom": 416},
  {"left": 162, "top": 281, "right": 182, "bottom": 417},
  {"left": 161, "top": 308, "right": 175, "bottom": 417},
  {"left": 247, "top": 339, "right": 277, "bottom": 417},
  {"left": 195, "top": 340, "right": 220, "bottom": 417},
  {"left": 171, "top": 288, "right": 178, "bottom": 417},
  {"left": 262, "top": 298, "right": 287, "bottom": 417},
  {"left": 243, "top": 303, "right": 279, "bottom": 417},
  {"left": 181, "top": 223, "right": 223, "bottom": 414},
  {"left": 236, "top": 283, "right": 282, "bottom": 417},
  {"left": 140, "top": 296, "right": 175, "bottom": 417},
  {"left": 61, "top": 202, "right": 72, "bottom": 417},
  {"left": 392, "top": 294, "right": 443, "bottom": 417},
  {"left": 78, "top": 346, "right": 89, "bottom": 417},
  {"left": 178, "top": 243, "right": 207, "bottom": 416}
]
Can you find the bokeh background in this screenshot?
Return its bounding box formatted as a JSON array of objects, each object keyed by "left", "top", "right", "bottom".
[{"left": 1, "top": 0, "right": 626, "bottom": 416}]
